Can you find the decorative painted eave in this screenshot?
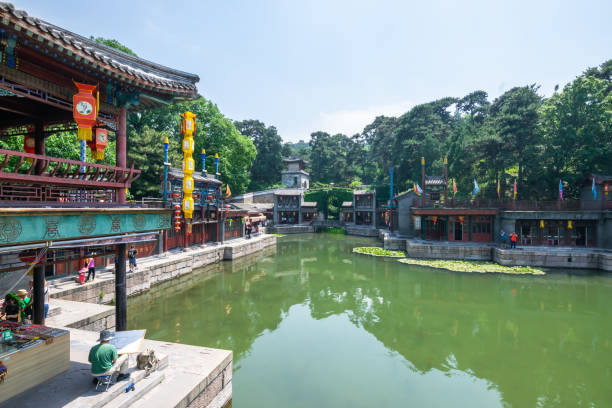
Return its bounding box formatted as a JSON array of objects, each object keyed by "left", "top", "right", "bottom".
[{"left": 0, "top": 2, "right": 199, "bottom": 99}]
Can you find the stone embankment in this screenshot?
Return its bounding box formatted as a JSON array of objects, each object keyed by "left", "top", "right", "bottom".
[
  {"left": 50, "top": 234, "right": 276, "bottom": 304},
  {"left": 381, "top": 232, "right": 612, "bottom": 271}
]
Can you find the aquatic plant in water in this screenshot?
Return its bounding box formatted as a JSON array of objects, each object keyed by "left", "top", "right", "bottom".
[
  {"left": 397, "top": 258, "right": 545, "bottom": 275},
  {"left": 353, "top": 247, "right": 405, "bottom": 257}
]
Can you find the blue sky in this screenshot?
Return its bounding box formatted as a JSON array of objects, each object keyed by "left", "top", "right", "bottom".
[{"left": 21, "top": 0, "right": 612, "bottom": 142}]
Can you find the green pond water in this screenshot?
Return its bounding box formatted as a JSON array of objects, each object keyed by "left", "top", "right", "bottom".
[{"left": 127, "top": 234, "right": 612, "bottom": 407}]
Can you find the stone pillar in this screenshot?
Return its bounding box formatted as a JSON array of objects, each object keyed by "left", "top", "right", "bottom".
[
  {"left": 116, "top": 107, "right": 127, "bottom": 203},
  {"left": 115, "top": 243, "right": 127, "bottom": 331},
  {"left": 32, "top": 264, "right": 45, "bottom": 324},
  {"left": 273, "top": 195, "right": 279, "bottom": 225},
  {"left": 158, "top": 231, "right": 164, "bottom": 255}
]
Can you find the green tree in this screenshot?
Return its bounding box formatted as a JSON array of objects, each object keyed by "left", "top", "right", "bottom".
[
  {"left": 127, "top": 126, "right": 181, "bottom": 198},
  {"left": 91, "top": 37, "right": 138, "bottom": 56},
  {"left": 538, "top": 70, "right": 612, "bottom": 198},
  {"left": 234, "top": 119, "right": 284, "bottom": 190},
  {"left": 489, "top": 85, "right": 542, "bottom": 199},
  {"left": 128, "top": 98, "right": 256, "bottom": 194}
]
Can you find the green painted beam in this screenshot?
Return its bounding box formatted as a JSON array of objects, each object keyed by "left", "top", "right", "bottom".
[{"left": 0, "top": 210, "right": 171, "bottom": 245}]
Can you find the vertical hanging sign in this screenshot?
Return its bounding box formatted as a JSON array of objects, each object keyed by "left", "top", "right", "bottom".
[
  {"left": 180, "top": 112, "right": 196, "bottom": 219},
  {"left": 73, "top": 82, "right": 99, "bottom": 141}
]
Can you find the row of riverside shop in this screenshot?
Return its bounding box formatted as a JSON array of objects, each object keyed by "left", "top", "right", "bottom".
[
  {"left": 0, "top": 2, "right": 259, "bottom": 403},
  {"left": 395, "top": 158, "right": 612, "bottom": 249},
  {"left": 268, "top": 156, "right": 611, "bottom": 249}
]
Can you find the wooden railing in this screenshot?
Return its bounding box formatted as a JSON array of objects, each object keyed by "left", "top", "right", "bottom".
[
  {"left": 0, "top": 149, "right": 140, "bottom": 189},
  {"left": 418, "top": 198, "right": 582, "bottom": 211}
]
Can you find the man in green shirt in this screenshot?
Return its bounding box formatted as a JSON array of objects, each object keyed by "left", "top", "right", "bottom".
[{"left": 88, "top": 330, "right": 130, "bottom": 382}]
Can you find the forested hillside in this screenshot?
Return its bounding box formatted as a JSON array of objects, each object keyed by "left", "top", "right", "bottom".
[{"left": 273, "top": 60, "right": 611, "bottom": 200}]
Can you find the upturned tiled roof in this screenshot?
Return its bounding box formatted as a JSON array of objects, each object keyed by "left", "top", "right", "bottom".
[
  {"left": 168, "top": 168, "right": 221, "bottom": 184},
  {"left": 0, "top": 2, "right": 199, "bottom": 97}
]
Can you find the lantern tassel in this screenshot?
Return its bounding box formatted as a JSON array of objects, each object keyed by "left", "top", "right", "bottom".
[{"left": 78, "top": 127, "right": 92, "bottom": 141}]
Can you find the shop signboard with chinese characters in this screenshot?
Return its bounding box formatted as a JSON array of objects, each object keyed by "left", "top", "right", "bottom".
[{"left": 0, "top": 210, "right": 171, "bottom": 245}]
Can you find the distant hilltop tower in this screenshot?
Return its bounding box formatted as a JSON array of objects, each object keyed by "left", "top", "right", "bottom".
[{"left": 282, "top": 157, "right": 309, "bottom": 189}]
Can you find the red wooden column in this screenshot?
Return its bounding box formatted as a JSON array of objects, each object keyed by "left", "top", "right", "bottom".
[
  {"left": 116, "top": 107, "right": 127, "bottom": 203},
  {"left": 34, "top": 121, "right": 45, "bottom": 175},
  {"left": 421, "top": 157, "right": 425, "bottom": 208}
]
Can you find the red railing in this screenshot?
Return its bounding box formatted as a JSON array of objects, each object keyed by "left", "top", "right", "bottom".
[{"left": 0, "top": 149, "right": 140, "bottom": 189}]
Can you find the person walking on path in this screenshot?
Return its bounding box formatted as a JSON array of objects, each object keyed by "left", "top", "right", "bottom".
[
  {"left": 86, "top": 254, "right": 96, "bottom": 282},
  {"left": 500, "top": 230, "right": 507, "bottom": 248},
  {"left": 128, "top": 245, "right": 137, "bottom": 273},
  {"left": 510, "top": 232, "right": 518, "bottom": 249}
]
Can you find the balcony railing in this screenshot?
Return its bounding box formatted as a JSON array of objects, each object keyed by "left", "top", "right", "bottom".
[
  {"left": 416, "top": 198, "right": 582, "bottom": 211},
  {"left": 0, "top": 149, "right": 141, "bottom": 204}
]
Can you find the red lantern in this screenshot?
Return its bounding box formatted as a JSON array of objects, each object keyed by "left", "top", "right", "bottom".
[
  {"left": 87, "top": 126, "right": 108, "bottom": 159},
  {"left": 73, "top": 82, "right": 99, "bottom": 141},
  {"left": 24, "top": 134, "right": 35, "bottom": 154},
  {"left": 432, "top": 216, "right": 438, "bottom": 224},
  {"left": 458, "top": 216, "right": 464, "bottom": 224},
  {"left": 605, "top": 183, "right": 609, "bottom": 196}
]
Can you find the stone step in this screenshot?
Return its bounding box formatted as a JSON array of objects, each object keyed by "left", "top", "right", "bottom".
[
  {"left": 48, "top": 305, "right": 62, "bottom": 317},
  {"left": 63, "top": 353, "right": 168, "bottom": 408},
  {"left": 103, "top": 371, "right": 165, "bottom": 408}
]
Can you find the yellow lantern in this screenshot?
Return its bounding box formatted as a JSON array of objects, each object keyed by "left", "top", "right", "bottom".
[
  {"left": 180, "top": 111, "right": 197, "bottom": 219},
  {"left": 540, "top": 220, "right": 545, "bottom": 229},
  {"left": 567, "top": 220, "right": 573, "bottom": 229}
]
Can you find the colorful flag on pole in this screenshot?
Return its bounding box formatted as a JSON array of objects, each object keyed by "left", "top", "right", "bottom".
[
  {"left": 452, "top": 179, "right": 457, "bottom": 196},
  {"left": 513, "top": 180, "right": 517, "bottom": 200},
  {"left": 472, "top": 179, "right": 480, "bottom": 196},
  {"left": 497, "top": 179, "right": 501, "bottom": 200},
  {"left": 414, "top": 183, "right": 423, "bottom": 197},
  {"left": 558, "top": 179, "right": 563, "bottom": 200},
  {"left": 592, "top": 177, "right": 597, "bottom": 200},
  {"left": 225, "top": 184, "right": 232, "bottom": 198}
]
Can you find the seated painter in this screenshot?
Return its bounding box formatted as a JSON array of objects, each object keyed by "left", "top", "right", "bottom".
[{"left": 88, "top": 330, "right": 130, "bottom": 382}]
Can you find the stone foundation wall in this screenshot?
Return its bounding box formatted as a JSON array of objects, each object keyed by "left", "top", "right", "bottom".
[
  {"left": 268, "top": 225, "right": 314, "bottom": 234},
  {"left": 346, "top": 226, "right": 379, "bottom": 237},
  {"left": 494, "top": 248, "right": 612, "bottom": 271},
  {"left": 405, "top": 242, "right": 493, "bottom": 260},
  {"left": 223, "top": 235, "right": 277, "bottom": 260},
  {"left": 187, "top": 361, "right": 232, "bottom": 408},
  {"left": 67, "top": 310, "right": 116, "bottom": 331},
  {"left": 53, "top": 235, "right": 276, "bottom": 303}
]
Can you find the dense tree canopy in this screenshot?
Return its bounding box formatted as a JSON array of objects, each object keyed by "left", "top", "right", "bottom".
[
  {"left": 299, "top": 59, "right": 611, "bottom": 201},
  {"left": 234, "top": 120, "right": 284, "bottom": 190},
  {"left": 128, "top": 98, "right": 256, "bottom": 195}
]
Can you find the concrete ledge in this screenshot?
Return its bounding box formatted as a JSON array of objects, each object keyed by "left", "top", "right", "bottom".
[
  {"left": 346, "top": 226, "right": 379, "bottom": 237},
  {"left": 268, "top": 225, "right": 314, "bottom": 234}
]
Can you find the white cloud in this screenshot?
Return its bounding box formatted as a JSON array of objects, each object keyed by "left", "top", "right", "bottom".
[
  {"left": 317, "top": 100, "right": 413, "bottom": 136},
  {"left": 280, "top": 100, "right": 414, "bottom": 142}
]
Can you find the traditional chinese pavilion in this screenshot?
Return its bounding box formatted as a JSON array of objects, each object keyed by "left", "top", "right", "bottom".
[{"left": 0, "top": 2, "right": 199, "bottom": 331}]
